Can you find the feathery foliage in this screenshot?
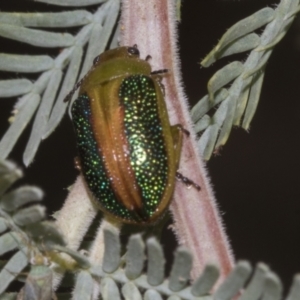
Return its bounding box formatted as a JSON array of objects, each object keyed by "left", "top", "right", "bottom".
[
  {"left": 0, "top": 0, "right": 120, "bottom": 166},
  {"left": 0, "top": 160, "right": 91, "bottom": 299},
  {"left": 191, "top": 0, "right": 300, "bottom": 160},
  {"left": 0, "top": 0, "right": 300, "bottom": 298},
  {"left": 1, "top": 159, "right": 300, "bottom": 299},
  {"left": 0, "top": 159, "right": 299, "bottom": 299},
  {"left": 0, "top": 0, "right": 298, "bottom": 163}
]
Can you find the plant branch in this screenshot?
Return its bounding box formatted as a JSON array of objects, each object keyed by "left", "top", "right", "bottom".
[
  {"left": 53, "top": 175, "right": 98, "bottom": 288},
  {"left": 120, "top": 0, "right": 234, "bottom": 281}
]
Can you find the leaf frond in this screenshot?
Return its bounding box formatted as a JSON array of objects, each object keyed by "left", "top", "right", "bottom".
[
  {"left": 0, "top": 0, "right": 120, "bottom": 166},
  {"left": 191, "top": 0, "right": 299, "bottom": 160},
  {"left": 0, "top": 159, "right": 299, "bottom": 299},
  {"left": 76, "top": 226, "right": 299, "bottom": 300}
]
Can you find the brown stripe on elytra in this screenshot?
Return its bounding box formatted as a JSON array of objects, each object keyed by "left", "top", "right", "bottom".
[{"left": 88, "top": 82, "right": 146, "bottom": 217}]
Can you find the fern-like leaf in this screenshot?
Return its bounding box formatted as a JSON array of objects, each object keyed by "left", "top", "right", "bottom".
[
  {"left": 0, "top": 0, "right": 120, "bottom": 166},
  {"left": 80, "top": 227, "right": 300, "bottom": 300},
  {"left": 0, "top": 160, "right": 64, "bottom": 297},
  {"left": 192, "top": 0, "right": 299, "bottom": 160},
  {"left": 0, "top": 160, "right": 299, "bottom": 299}
]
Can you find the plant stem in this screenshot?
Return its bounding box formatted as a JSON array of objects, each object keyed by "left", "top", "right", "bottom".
[
  {"left": 120, "top": 0, "right": 234, "bottom": 282},
  {"left": 53, "top": 175, "right": 97, "bottom": 288}
]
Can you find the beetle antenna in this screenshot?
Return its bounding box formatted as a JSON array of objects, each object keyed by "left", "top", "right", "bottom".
[
  {"left": 64, "top": 53, "right": 105, "bottom": 103},
  {"left": 63, "top": 63, "right": 98, "bottom": 103},
  {"left": 63, "top": 77, "right": 85, "bottom": 103}
]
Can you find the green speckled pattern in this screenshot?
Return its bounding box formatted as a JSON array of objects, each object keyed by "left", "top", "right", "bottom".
[
  {"left": 71, "top": 94, "right": 135, "bottom": 221},
  {"left": 119, "top": 75, "right": 168, "bottom": 216},
  {"left": 71, "top": 75, "right": 169, "bottom": 223}
]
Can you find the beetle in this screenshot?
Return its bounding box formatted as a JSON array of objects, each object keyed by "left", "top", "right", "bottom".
[{"left": 66, "top": 45, "right": 199, "bottom": 224}]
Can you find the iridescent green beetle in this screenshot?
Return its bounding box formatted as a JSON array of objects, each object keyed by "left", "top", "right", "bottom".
[{"left": 66, "top": 45, "right": 199, "bottom": 224}]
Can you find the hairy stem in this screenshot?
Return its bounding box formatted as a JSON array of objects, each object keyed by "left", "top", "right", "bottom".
[
  {"left": 53, "top": 175, "right": 97, "bottom": 288},
  {"left": 120, "top": 0, "right": 234, "bottom": 281}
]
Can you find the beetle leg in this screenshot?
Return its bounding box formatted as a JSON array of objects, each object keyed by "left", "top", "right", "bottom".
[
  {"left": 151, "top": 69, "right": 169, "bottom": 75},
  {"left": 151, "top": 69, "right": 168, "bottom": 96},
  {"left": 171, "top": 125, "right": 201, "bottom": 191},
  {"left": 153, "top": 75, "right": 166, "bottom": 96},
  {"left": 170, "top": 125, "right": 183, "bottom": 170},
  {"left": 176, "top": 172, "right": 201, "bottom": 191},
  {"left": 177, "top": 124, "right": 190, "bottom": 137},
  {"left": 152, "top": 71, "right": 170, "bottom": 96}
]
